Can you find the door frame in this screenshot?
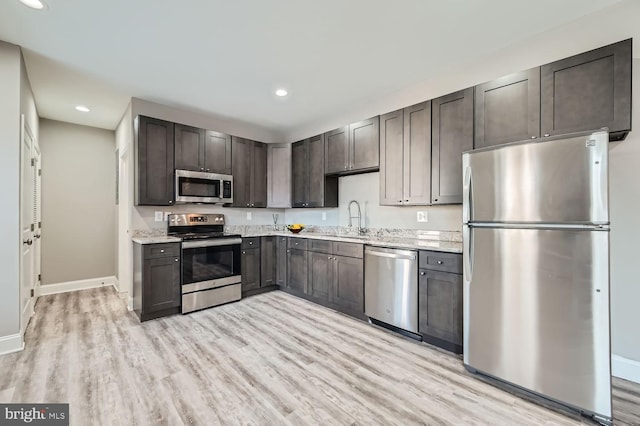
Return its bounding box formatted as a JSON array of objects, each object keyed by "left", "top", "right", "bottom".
[{"left": 19, "top": 114, "right": 35, "bottom": 338}]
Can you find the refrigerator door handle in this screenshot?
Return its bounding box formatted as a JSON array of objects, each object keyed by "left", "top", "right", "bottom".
[
  {"left": 462, "top": 164, "right": 472, "bottom": 224},
  {"left": 463, "top": 226, "right": 473, "bottom": 282}
]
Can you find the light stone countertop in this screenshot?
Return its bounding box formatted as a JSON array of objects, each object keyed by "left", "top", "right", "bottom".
[
  {"left": 132, "top": 236, "right": 182, "bottom": 244},
  {"left": 240, "top": 231, "right": 463, "bottom": 254}
]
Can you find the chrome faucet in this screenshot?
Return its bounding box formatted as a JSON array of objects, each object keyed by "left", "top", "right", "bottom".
[{"left": 347, "top": 200, "right": 363, "bottom": 235}]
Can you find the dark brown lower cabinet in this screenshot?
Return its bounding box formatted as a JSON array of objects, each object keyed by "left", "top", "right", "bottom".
[
  {"left": 260, "top": 236, "right": 276, "bottom": 287},
  {"left": 133, "top": 242, "right": 181, "bottom": 322},
  {"left": 276, "top": 236, "right": 287, "bottom": 287},
  {"left": 286, "top": 248, "right": 308, "bottom": 294},
  {"left": 308, "top": 251, "right": 332, "bottom": 301},
  {"left": 418, "top": 268, "right": 463, "bottom": 354},
  {"left": 331, "top": 255, "right": 364, "bottom": 315},
  {"left": 241, "top": 247, "right": 261, "bottom": 292}
]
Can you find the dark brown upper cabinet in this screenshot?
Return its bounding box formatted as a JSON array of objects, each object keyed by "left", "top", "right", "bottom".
[
  {"left": 541, "top": 39, "right": 632, "bottom": 141},
  {"left": 431, "top": 88, "right": 474, "bottom": 205},
  {"left": 292, "top": 135, "right": 338, "bottom": 208},
  {"left": 175, "top": 124, "right": 232, "bottom": 174},
  {"left": 325, "top": 116, "right": 380, "bottom": 175},
  {"left": 135, "top": 115, "right": 175, "bottom": 206},
  {"left": 231, "top": 137, "right": 267, "bottom": 208},
  {"left": 474, "top": 68, "right": 541, "bottom": 149},
  {"left": 174, "top": 124, "right": 205, "bottom": 172},
  {"left": 379, "top": 102, "right": 431, "bottom": 206}
]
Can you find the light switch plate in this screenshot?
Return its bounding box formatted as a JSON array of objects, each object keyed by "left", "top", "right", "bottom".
[
  {"left": 417, "top": 211, "right": 428, "bottom": 222},
  {"left": 164, "top": 212, "right": 172, "bottom": 221},
  {"left": 247, "top": 212, "right": 252, "bottom": 220},
  {"left": 154, "top": 211, "right": 163, "bottom": 222}
]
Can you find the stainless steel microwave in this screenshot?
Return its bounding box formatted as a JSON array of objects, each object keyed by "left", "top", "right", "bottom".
[{"left": 175, "top": 170, "right": 233, "bottom": 204}]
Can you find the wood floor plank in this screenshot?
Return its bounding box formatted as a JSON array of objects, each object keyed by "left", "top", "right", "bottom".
[{"left": 0, "top": 287, "right": 638, "bottom": 426}]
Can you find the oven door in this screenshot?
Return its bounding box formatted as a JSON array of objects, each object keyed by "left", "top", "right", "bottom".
[
  {"left": 175, "top": 170, "right": 231, "bottom": 204},
  {"left": 181, "top": 238, "right": 242, "bottom": 292}
]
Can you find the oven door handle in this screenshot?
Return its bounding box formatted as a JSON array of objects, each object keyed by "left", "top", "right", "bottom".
[{"left": 182, "top": 238, "right": 243, "bottom": 249}]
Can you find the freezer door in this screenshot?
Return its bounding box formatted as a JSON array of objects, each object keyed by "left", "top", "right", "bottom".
[
  {"left": 463, "top": 226, "right": 611, "bottom": 419},
  {"left": 462, "top": 130, "right": 608, "bottom": 224}
]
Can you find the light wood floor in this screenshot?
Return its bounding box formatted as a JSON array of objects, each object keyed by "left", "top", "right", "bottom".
[{"left": 0, "top": 287, "right": 638, "bottom": 426}]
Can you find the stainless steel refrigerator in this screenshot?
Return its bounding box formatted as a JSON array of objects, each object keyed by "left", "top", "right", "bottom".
[{"left": 462, "top": 130, "right": 612, "bottom": 424}]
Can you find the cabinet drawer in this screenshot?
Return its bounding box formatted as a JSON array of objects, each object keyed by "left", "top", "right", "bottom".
[
  {"left": 288, "top": 237, "right": 308, "bottom": 251},
  {"left": 418, "top": 250, "right": 462, "bottom": 274},
  {"left": 333, "top": 242, "right": 363, "bottom": 259},
  {"left": 242, "top": 237, "right": 261, "bottom": 249},
  {"left": 309, "top": 239, "right": 332, "bottom": 253},
  {"left": 144, "top": 243, "right": 180, "bottom": 259}
]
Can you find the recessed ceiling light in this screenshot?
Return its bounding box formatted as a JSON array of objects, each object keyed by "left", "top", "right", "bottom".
[
  {"left": 275, "top": 89, "right": 288, "bottom": 97},
  {"left": 18, "top": 0, "right": 45, "bottom": 10},
  {"left": 75, "top": 105, "right": 90, "bottom": 112}
]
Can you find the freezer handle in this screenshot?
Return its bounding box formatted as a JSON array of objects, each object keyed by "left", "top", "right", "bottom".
[
  {"left": 462, "top": 164, "right": 472, "bottom": 224},
  {"left": 463, "top": 226, "right": 474, "bottom": 282}
]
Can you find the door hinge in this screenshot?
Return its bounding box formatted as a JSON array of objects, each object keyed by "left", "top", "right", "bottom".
[
  {"left": 30, "top": 289, "right": 34, "bottom": 297},
  {"left": 38, "top": 221, "right": 41, "bottom": 228},
  {"left": 30, "top": 223, "right": 35, "bottom": 231},
  {"left": 31, "top": 158, "right": 35, "bottom": 166},
  {"left": 38, "top": 274, "right": 41, "bottom": 281},
  {"left": 38, "top": 169, "right": 41, "bottom": 176}
]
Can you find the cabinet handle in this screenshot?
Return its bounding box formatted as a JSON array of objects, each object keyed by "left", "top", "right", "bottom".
[
  {"left": 169, "top": 201, "right": 173, "bottom": 204},
  {"left": 206, "top": 168, "right": 210, "bottom": 172},
  {"left": 242, "top": 251, "right": 246, "bottom": 254},
  {"left": 544, "top": 134, "right": 550, "bottom": 137},
  {"left": 420, "top": 271, "right": 425, "bottom": 276},
  {"left": 246, "top": 204, "right": 250, "bottom": 207},
  {"left": 344, "top": 166, "right": 348, "bottom": 170},
  {"left": 398, "top": 200, "right": 402, "bottom": 203},
  {"left": 249, "top": 241, "right": 253, "bottom": 245},
  {"left": 434, "top": 199, "right": 438, "bottom": 202},
  {"left": 328, "top": 256, "right": 331, "bottom": 259},
  {"left": 200, "top": 168, "right": 204, "bottom": 171},
  {"left": 437, "top": 260, "right": 443, "bottom": 265},
  {"left": 160, "top": 249, "right": 165, "bottom": 253},
  {"left": 405, "top": 200, "right": 409, "bottom": 202},
  {"left": 287, "top": 250, "right": 290, "bottom": 253},
  {"left": 531, "top": 136, "right": 537, "bottom": 139},
  {"left": 175, "top": 258, "right": 179, "bottom": 262}
]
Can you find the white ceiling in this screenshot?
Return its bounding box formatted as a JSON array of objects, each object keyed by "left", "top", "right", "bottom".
[{"left": 0, "top": 0, "right": 627, "bottom": 136}]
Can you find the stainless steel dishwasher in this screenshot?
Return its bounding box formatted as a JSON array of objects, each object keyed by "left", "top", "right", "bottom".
[{"left": 364, "top": 246, "right": 418, "bottom": 333}]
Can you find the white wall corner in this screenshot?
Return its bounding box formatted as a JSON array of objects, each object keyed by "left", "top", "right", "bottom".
[
  {"left": 612, "top": 354, "right": 640, "bottom": 384},
  {"left": 128, "top": 296, "right": 133, "bottom": 312},
  {"left": 38, "top": 276, "right": 117, "bottom": 296},
  {"left": 0, "top": 333, "right": 24, "bottom": 356}
]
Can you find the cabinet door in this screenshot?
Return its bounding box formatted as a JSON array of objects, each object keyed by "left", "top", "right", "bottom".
[
  {"left": 432, "top": 89, "right": 473, "bottom": 205},
  {"left": 286, "top": 249, "right": 308, "bottom": 294},
  {"left": 231, "top": 136, "right": 251, "bottom": 207},
  {"left": 136, "top": 116, "right": 175, "bottom": 206},
  {"left": 541, "top": 39, "right": 632, "bottom": 139},
  {"left": 474, "top": 68, "right": 541, "bottom": 148},
  {"left": 267, "top": 144, "right": 292, "bottom": 208},
  {"left": 260, "top": 236, "right": 276, "bottom": 287},
  {"left": 251, "top": 141, "right": 268, "bottom": 208},
  {"left": 324, "top": 126, "right": 349, "bottom": 174},
  {"left": 350, "top": 116, "right": 380, "bottom": 172},
  {"left": 142, "top": 256, "right": 181, "bottom": 313},
  {"left": 204, "top": 130, "right": 232, "bottom": 174},
  {"left": 276, "top": 236, "right": 287, "bottom": 287},
  {"left": 418, "top": 269, "right": 463, "bottom": 352},
  {"left": 332, "top": 255, "right": 363, "bottom": 315},
  {"left": 175, "top": 124, "right": 205, "bottom": 172},
  {"left": 291, "top": 140, "right": 308, "bottom": 207},
  {"left": 241, "top": 248, "right": 261, "bottom": 292},
  {"left": 308, "top": 251, "right": 332, "bottom": 303},
  {"left": 379, "top": 109, "right": 404, "bottom": 206},
  {"left": 307, "top": 134, "right": 326, "bottom": 207},
  {"left": 403, "top": 102, "right": 431, "bottom": 205}
]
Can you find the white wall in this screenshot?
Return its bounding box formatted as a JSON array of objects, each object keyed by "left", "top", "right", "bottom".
[
  {"left": 609, "top": 58, "right": 640, "bottom": 366},
  {"left": 0, "top": 41, "right": 22, "bottom": 343},
  {"left": 39, "top": 119, "right": 116, "bottom": 285}
]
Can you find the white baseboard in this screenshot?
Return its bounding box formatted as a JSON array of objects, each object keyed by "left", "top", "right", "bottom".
[
  {"left": 38, "top": 276, "right": 117, "bottom": 296},
  {"left": 112, "top": 276, "right": 120, "bottom": 292},
  {"left": 612, "top": 354, "right": 640, "bottom": 384},
  {"left": 0, "top": 333, "right": 24, "bottom": 356}
]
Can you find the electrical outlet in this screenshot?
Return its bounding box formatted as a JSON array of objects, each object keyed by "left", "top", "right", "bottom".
[
  {"left": 247, "top": 212, "right": 252, "bottom": 220},
  {"left": 164, "top": 212, "right": 172, "bottom": 221},
  {"left": 322, "top": 212, "right": 327, "bottom": 221},
  {"left": 417, "top": 211, "right": 428, "bottom": 222},
  {"left": 154, "top": 211, "right": 163, "bottom": 222}
]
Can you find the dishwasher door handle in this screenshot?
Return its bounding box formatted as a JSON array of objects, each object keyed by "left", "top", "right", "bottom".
[{"left": 365, "top": 249, "right": 416, "bottom": 261}]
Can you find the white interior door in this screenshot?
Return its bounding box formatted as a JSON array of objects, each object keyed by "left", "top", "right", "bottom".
[
  {"left": 33, "top": 142, "right": 42, "bottom": 297},
  {"left": 118, "top": 147, "right": 133, "bottom": 309},
  {"left": 20, "top": 115, "right": 35, "bottom": 336}
]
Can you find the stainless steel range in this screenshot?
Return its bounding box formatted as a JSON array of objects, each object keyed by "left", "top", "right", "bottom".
[{"left": 168, "top": 213, "right": 242, "bottom": 313}]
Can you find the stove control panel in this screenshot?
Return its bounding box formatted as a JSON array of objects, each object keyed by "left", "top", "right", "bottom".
[{"left": 168, "top": 213, "right": 225, "bottom": 226}]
